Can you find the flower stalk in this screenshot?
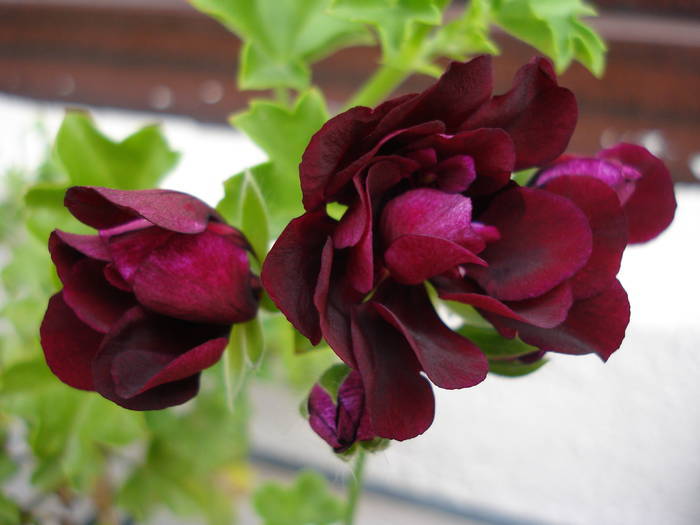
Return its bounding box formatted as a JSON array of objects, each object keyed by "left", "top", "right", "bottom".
[{"left": 344, "top": 448, "right": 367, "bottom": 525}]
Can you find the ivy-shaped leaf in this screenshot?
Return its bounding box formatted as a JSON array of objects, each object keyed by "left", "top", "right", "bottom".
[
  {"left": 330, "top": 0, "right": 445, "bottom": 63},
  {"left": 490, "top": 0, "right": 606, "bottom": 76},
  {"left": 253, "top": 470, "right": 345, "bottom": 525},
  {"left": 190, "top": 0, "right": 371, "bottom": 90}
]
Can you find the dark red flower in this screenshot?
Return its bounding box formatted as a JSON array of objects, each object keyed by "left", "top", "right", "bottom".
[
  {"left": 262, "top": 56, "right": 675, "bottom": 441},
  {"left": 307, "top": 370, "right": 375, "bottom": 452},
  {"left": 40, "top": 187, "right": 260, "bottom": 410}
]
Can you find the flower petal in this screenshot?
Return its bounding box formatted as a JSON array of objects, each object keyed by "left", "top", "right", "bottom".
[
  {"left": 92, "top": 307, "right": 228, "bottom": 409},
  {"left": 599, "top": 143, "right": 676, "bottom": 243},
  {"left": 499, "top": 280, "right": 630, "bottom": 361},
  {"left": 308, "top": 385, "right": 343, "bottom": 450},
  {"left": 53, "top": 231, "right": 110, "bottom": 261},
  {"left": 40, "top": 293, "right": 103, "bottom": 391},
  {"left": 351, "top": 303, "right": 435, "bottom": 440},
  {"left": 62, "top": 258, "right": 137, "bottom": 333},
  {"left": 132, "top": 230, "right": 258, "bottom": 325},
  {"left": 65, "top": 187, "right": 219, "bottom": 233},
  {"left": 471, "top": 187, "right": 592, "bottom": 301},
  {"left": 540, "top": 175, "right": 628, "bottom": 299},
  {"left": 461, "top": 57, "right": 577, "bottom": 170},
  {"left": 262, "top": 211, "right": 336, "bottom": 344},
  {"left": 385, "top": 235, "right": 486, "bottom": 285},
  {"left": 373, "top": 283, "right": 488, "bottom": 389},
  {"left": 313, "top": 240, "right": 362, "bottom": 368},
  {"left": 105, "top": 225, "right": 175, "bottom": 283}
]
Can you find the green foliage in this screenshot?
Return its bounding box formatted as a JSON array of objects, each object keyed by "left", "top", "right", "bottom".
[
  {"left": 223, "top": 316, "right": 265, "bottom": 407},
  {"left": 190, "top": 0, "right": 371, "bottom": 90},
  {"left": 253, "top": 470, "right": 345, "bottom": 525},
  {"left": 0, "top": 493, "right": 20, "bottom": 525},
  {"left": 330, "top": 0, "right": 445, "bottom": 64},
  {"left": 488, "top": 356, "right": 548, "bottom": 377},
  {"left": 228, "top": 90, "right": 328, "bottom": 234},
  {"left": 118, "top": 379, "right": 249, "bottom": 525},
  {"left": 217, "top": 167, "right": 270, "bottom": 263},
  {"left": 54, "top": 112, "right": 179, "bottom": 190},
  {"left": 490, "top": 0, "right": 606, "bottom": 76},
  {"left": 458, "top": 324, "right": 538, "bottom": 359}
]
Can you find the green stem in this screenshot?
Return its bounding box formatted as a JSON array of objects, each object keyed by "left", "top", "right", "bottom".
[
  {"left": 344, "top": 448, "right": 367, "bottom": 525},
  {"left": 343, "top": 25, "right": 432, "bottom": 110}
]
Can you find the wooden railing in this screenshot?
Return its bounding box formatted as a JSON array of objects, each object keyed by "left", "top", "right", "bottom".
[{"left": 1, "top": 0, "right": 698, "bottom": 182}]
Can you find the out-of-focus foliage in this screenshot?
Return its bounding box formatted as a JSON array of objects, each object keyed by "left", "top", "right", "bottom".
[
  {"left": 189, "top": 0, "right": 371, "bottom": 90},
  {"left": 253, "top": 470, "right": 345, "bottom": 525}
]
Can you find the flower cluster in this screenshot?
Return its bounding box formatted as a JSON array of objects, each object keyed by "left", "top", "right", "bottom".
[
  {"left": 263, "top": 56, "right": 676, "bottom": 442},
  {"left": 40, "top": 187, "right": 260, "bottom": 409}
]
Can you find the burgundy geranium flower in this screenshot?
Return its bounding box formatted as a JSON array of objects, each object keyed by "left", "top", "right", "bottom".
[
  {"left": 262, "top": 55, "right": 675, "bottom": 441},
  {"left": 308, "top": 370, "right": 375, "bottom": 452},
  {"left": 40, "top": 187, "right": 260, "bottom": 410}
]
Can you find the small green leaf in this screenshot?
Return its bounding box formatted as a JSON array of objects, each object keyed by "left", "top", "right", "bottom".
[
  {"left": 222, "top": 326, "right": 249, "bottom": 408},
  {"left": 490, "top": 0, "right": 606, "bottom": 76},
  {"left": 331, "top": 0, "right": 444, "bottom": 62},
  {"left": 191, "top": 0, "right": 370, "bottom": 90},
  {"left": 253, "top": 470, "right": 345, "bottom": 525},
  {"left": 318, "top": 363, "right": 351, "bottom": 403},
  {"left": 24, "top": 184, "right": 89, "bottom": 242},
  {"left": 489, "top": 357, "right": 548, "bottom": 377},
  {"left": 458, "top": 324, "right": 539, "bottom": 359},
  {"left": 54, "top": 111, "right": 179, "bottom": 189},
  {"left": 229, "top": 90, "right": 328, "bottom": 234},
  {"left": 511, "top": 167, "right": 537, "bottom": 186}
]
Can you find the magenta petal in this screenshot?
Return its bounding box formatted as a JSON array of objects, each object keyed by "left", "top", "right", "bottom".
[
  {"left": 49, "top": 231, "right": 90, "bottom": 283},
  {"left": 599, "top": 143, "right": 676, "bottom": 243},
  {"left": 385, "top": 235, "right": 486, "bottom": 285},
  {"left": 313, "top": 240, "right": 362, "bottom": 368},
  {"left": 40, "top": 293, "right": 103, "bottom": 391},
  {"left": 308, "top": 385, "right": 343, "bottom": 450},
  {"left": 262, "top": 211, "right": 336, "bottom": 344},
  {"left": 436, "top": 278, "right": 573, "bottom": 329},
  {"left": 504, "top": 280, "right": 630, "bottom": 361},
  {"left": 541, "top": 175, "right": 628, "bottom": 299},
  {"left": 337, "top": 371, "right": 374, "bottom": 443},
  {"left": 53, "top": 231, "right": 110, "bottom": 261},
  {"left": 105, "top": 225, "right": 174, "bottom": 283},
  {"left": 471, "top": 187, "right": 592, "bottom": 301},
  {"left": 373, "top": 283, "right": 488, "bottom": 389},
  {"left": 434, "top": 155, "right": 476, "bottom": 193},
  {"left": 93, "top": 307, "right": 228, "bottom": 409},
  {"left": 351, "top": 304, "right": 435, "bottom": 441},
  {"left": 62, "top": 258, "right": 137, "bottom": 333},
  {"left": 132, "top": 230, "right": 257, "bottom": 325},
  {"left": 371, "top": 56, "right": 493, "bottom": 135},
  {"left": 461, "top": 57, "right": 577, "bottom": 170},
  {"left": 65, "top": 187, "right": 218, "bottom": 233}
]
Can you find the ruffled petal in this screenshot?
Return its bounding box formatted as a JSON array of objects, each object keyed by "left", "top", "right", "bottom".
[
  {"left": 53, "top": 231, "right": 110, "bottom": 261},
  {"left": 351, "top": 303, "right": 435, "bottom": 440},
  {"left": 470, "top": 187, "right": 592, "bottom": 301},
  {"left": 62, "top": 258, "right": 136, "bottom": 333},
  {"left": 499, "top": 280, "right": 630, "bottom": 361},
  {"left": 40, "top": 293, "right": 103, "bottom": 391},
  {"left": 313, "top": 240, "right": 362, "bottom": 368},
  {"left": 65, "top": 187, "right": 219, "bottom": 233},
  {"left": 308, "top": 384, "right": 343, "bottom": 450},
  {"left": 105, "top": 225, "right": 174, "bottom": 283},
  {"left": 461, "top": 57, "right": 577, "bottom": 170},
  {"left": 132, "top": 230, "right": 258, "bottom": 325},
  {"left": 385, "top": 235, "right": 486, "bottom": 285},
  {"left": 540, "top": 175, "right": 628, "bottom": 299},
  {"left": 435, "top": 277, "right": 573, "bottom": 329},
  {"left": 261, "top": 211, "right": 336, "bottom": 344},
  {"left": 92, "top": 307, "right": 229, "bottom": 409},
  {"left": 599, "top": 143, "right": 676, "bottom": 243},
  {"left": 373, "top": 283, "right": 488, "bottom": 389}
]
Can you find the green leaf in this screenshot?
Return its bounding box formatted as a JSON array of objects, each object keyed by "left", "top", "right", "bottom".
[
  {"left": 24, "top": 183, "right": 90, "bottom": 242},
  {"left": 54, "top": 111, "right": 179, "bottom": 189},
  {"left": 318, "top": 363, "right": 351, "bottom": 403},
  {"left": 229, "top": 90, "right": 328, "bottom": 234},
  {"left": 428, "top": 0, "right": 498, "bottom": 66},
  {"left": 458, "top": 324, "right": 539, "bottom": 359},
  {"left": 253, "top": 470, "right": 345, "bottom": 525},
  {"left": 217, "top": 168, "right": 269, "bottom": 262},
  {"left": 222, "top": 325, "right": 249, "bottom": 408},
  {"left": 190, "top": 0, "right": 371, "bottom": 90},
  {"left": 511, "top": 167, "right": 537, "bottom": 186},
  {"left": 490, "top": 0, "right": 606, "bottom": 76},
  {"left": 0, "top": 493, "right": 20, "bottom": 525},
  {"left": 488, "top": 356, "right": 548, "bottom": 377},
  {"left": 331, "top": 0, "right": 444, "bottom": 62}
]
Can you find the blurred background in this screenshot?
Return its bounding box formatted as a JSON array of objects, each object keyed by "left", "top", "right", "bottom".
[{"left": 1, "top": 0, "right": 699, "bottom": 524}]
